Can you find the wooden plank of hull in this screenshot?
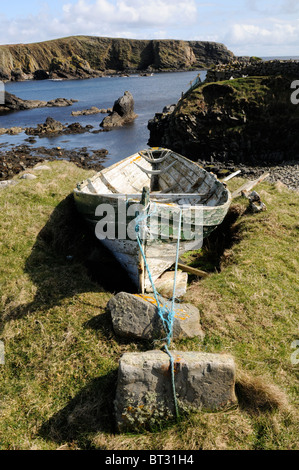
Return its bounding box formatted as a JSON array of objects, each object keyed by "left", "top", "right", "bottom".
[
  {"left": 143, "top": 238, "right": 202, "bottom": 292},
  {"left": 74, "top": 205, "right": 229, "bottom": 291},
  {"left": 99, "top": 238, "right": 172, "bottom": 291},
  {"left": 74, "top": 193, "right": 230, "bottom": 229},
  {"left": 100, "top": 238, "right": 140, "bottom": 287},
  {"left": 96, "top": 234, "right": 203, "bottom": 292}
]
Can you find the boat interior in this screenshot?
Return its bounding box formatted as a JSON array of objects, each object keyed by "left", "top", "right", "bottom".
[{"left": 79, "top": 148, "right": 229, "bottom": 207}]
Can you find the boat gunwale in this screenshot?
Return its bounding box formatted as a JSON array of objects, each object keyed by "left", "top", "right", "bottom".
[
  {"left": 73, "top": 147, "right": 232, "bottom": 212},
  {"left": 73, "top": 191, "right": 232, "bottom": 212}
]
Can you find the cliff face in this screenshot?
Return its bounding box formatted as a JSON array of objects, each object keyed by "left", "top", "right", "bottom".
[
  {"left": 0, "top": 36, "right": 235, "bottom": 81},
  {"left": 148, "top": 74, "right": 299, "bottom": 164}
]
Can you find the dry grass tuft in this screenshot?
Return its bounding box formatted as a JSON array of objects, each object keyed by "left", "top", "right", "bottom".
[{"left": 236, "top": 370, "right": 289, "bottom": 414}]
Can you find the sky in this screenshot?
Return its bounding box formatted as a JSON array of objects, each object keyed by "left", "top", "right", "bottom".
[{"left": 0, "top": 0, "right": 298, "bottom": 57}]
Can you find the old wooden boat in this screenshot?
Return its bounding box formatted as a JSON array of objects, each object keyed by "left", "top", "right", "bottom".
[{"left": 74, "top": 148, "right": 231, "bottom": 293}]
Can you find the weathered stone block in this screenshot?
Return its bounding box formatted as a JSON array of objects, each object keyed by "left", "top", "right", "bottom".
[
  {"left": 114, "top": 350, "right": 237, "bottom": 431},
  {"left": 152, "top": 270, "right": 188, "bottom": 298},
  {"left": 107, "top": 292, "right": 204, "bottom": 341}
]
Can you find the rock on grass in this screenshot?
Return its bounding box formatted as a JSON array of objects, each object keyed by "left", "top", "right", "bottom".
[
  {"left": 107, "top": 291, "right": 204, "bottom": 341},
  {"left": 115, "top": 350, "right": 237, "bottom": 431}
]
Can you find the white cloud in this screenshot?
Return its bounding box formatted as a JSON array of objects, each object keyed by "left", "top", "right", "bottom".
[
  {"left": 280, "top": 0, "right": 299, "bottom": 13},
  {"left": 228, "top": 20, "right": 299, "bottom": 46},
  {"left": 192, "top": 33, "right": 220, "bottom": 42},
  {"left": 0, "top": 0, "right": 298, "bottom": 56},
  {"left": 61, "top": 0, "right": 197, "bottom": 29},
  {"left": 0, "top": 0, "right": 198, "bottom": 44}
]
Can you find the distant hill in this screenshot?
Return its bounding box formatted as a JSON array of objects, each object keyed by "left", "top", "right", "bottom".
[{"left": 0, "top": 35, "right": 236, "bottom": 81}]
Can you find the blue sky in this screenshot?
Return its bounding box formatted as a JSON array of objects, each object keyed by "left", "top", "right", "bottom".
[{"left": 0, "top": 0, "right": 298, "bottom": 56}]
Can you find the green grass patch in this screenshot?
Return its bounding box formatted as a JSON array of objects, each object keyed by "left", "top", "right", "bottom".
[{"left": 0, "top": 164, "right": 298, "bottom": 450}]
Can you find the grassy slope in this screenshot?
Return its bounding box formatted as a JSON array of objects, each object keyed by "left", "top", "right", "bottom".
[{"left": 0, "top": 161, "right": 298, "bottom": 450}]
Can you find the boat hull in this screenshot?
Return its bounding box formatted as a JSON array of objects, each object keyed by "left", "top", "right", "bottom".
[{"left": 73, "top": 148, "right": 231, "bottom": 292}]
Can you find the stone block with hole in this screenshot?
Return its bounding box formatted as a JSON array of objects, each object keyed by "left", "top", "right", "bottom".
[
  {"left": 106, "top": 292, "right": 204, "bottom": 341},
  {"left": 114, "top": 350, "right": 237, "bottom": 431}
]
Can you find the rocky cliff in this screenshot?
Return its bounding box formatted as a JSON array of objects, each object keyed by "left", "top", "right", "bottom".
[
  {"left": 0, "top": 36, "right": 235, "bottom": 81},
  {"left": 148, "top": 73, "right": 299, "bottom": 164}
]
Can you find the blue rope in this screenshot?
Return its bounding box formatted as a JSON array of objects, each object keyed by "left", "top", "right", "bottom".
[
  {"left": 135, "top": 206, "right": 182, "bottom": 419},
  {"left": 164, "top": 344, "right": 180, "bottom": 419},
  {"left": 136, "top": 233, "right": 170, "bottom": 340},
  {"left": 169, "top": 209, "right": 182, "bottom": 344}
]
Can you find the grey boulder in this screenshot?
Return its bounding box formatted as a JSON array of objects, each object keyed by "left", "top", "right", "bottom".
[
  {"left": 107, "top": 291, "right": 204, "bottom": 341},
  {"left": 100, "top": 91, "right": 137, "bottom": 128}
]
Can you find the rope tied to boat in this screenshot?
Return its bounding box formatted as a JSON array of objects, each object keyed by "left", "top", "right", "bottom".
[{"left": 135, "top": 204, "right": 182, "bottom": 420}]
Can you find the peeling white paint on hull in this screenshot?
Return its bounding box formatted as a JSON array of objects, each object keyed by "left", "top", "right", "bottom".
[{"left": 74, "top": 148, "right": 231, "bottom": 293}]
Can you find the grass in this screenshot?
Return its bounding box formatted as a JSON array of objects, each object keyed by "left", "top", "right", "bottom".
[
  {"left": 178, "top": 75, "right": 299, "bottom": 125},
  {"left": 0, "top": 161, "right": 298, "bottom": 450}
]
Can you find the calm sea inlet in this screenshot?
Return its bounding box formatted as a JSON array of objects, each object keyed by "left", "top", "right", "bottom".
[{"left": 0, "top": 70, "right": 207, "bottom": 167}]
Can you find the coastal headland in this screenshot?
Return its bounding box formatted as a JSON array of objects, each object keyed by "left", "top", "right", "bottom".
[
  {"left": 0, "top": 35, "right": 236, "bottom": 82},
  {"left": 148, "top": 60, "right": 299, "bottom": 171}
]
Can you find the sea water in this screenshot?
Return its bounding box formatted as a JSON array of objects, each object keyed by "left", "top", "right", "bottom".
[{"left": 0, "top": 71, "right": 206, "bottom": 167}]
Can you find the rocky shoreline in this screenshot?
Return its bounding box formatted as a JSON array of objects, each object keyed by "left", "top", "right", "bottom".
[
  {"left": 148, "top": 75, "right": 299, "bottom": 168},
  {"left": 198, "top": 159, "right": 299, "bottom": 192},
  {"left": 0, "top": 143, "right": 298, "bottom": 191},
  {"left": 0, "top": 116, "right": 112, "bottom": 138},
  {"left": 0, "top": 90, "right": 137, "bottom": 137},
  {"left": 0, "top": 92, "right": 78, "bottom": 113},
  {"left": 0, "top": 145, "right": 107, "bottom": 181}
]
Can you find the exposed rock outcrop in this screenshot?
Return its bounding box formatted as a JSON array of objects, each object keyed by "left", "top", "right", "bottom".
[
  {"left": 71, "top": 106, "right": 110, "bottom": 116},
  {"left": 49, "top": 54, "right": 102, "bottom": 80},
  {"left": 46, "top": 97, "right": 78, "bottom": 107},
  {"left": 25, "top": 117, "right": 92, "bottom": 136},
  {"left": 0, "top": 145, "right": 106, "bottom": 181},
  {"left": 0, "top": 126, "right": 24, "bottom": 135},
  {"left": 0, "top": 92, "right": 77, "bottom": 113},
  {"left": 0, "top": 116, "right": 110, "bottom": 138},
  {"left": 0, "top": 36, "right": 236, "bottom": 82},
  {"left": 100, "top": 91, "right": 137, "bottom": 128},
  {"left": 25, "top": 117, "right": 65, "bottom": 136},
  {"left": 148, "top": 74, "right": 299, "bottom": 164},
  {"left": 33, "top": 70, "right": 50, "bottom": 80},
  {"left": 1, "top": 91, "right": 47, "bottom": 111}
]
